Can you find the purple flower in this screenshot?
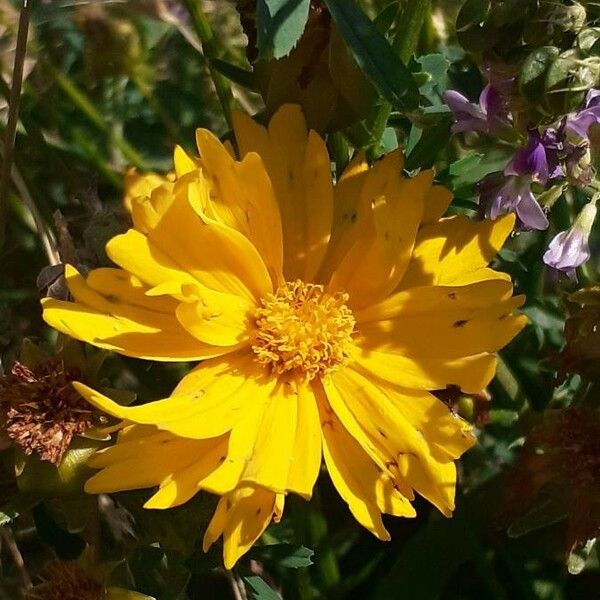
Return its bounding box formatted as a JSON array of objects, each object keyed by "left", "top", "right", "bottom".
[
  {"left": 444, "top": 85, "right": 509, "bottom": 135},
  {"left": 543, "top": 202, "right": 597, "bottom": 280},
  {"left": 480, "top": 173, "right": 550, "bottom": 231},
  {"left": 480, "top": 134, "right": 553, "bottom": 230},
  {"left": 565, "top": 89, "right": 600, "bottom": 140}
]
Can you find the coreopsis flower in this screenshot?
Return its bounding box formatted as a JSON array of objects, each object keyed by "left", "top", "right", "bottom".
[
  {"left": 444, "top": 85, "right": 510, "bottom": 135},
  {"left": 42, "top": 105, "right": 527, "bottom": 567},
  {"left": 480, "top": 134, "right": 551, "bottom": 230},
  {"left": 543, "top": 202, "right": 597, "bottom": 279}
]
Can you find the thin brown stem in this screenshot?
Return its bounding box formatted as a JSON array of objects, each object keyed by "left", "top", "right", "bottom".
[
  {"left": 0, "top": 0, "right": 31, "bottom": 248},
  {"left": 227, "top": 570, "right": 247, "bottom": 600},
  {"left": 0, "top": 526, "right": 32, "bottom": 591}
]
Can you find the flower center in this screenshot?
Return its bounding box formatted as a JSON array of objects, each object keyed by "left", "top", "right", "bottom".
[{"left": 252, "top": 280, "right": 356, "bottom": 380}]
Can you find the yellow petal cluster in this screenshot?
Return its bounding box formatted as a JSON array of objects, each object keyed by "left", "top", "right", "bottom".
[{"left": 43, "top": 105, "right": 527, "bottom": 568}]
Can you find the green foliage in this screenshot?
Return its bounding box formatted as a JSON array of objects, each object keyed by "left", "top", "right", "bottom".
[
  {"left": 322, "top": 0, "right": 420, "bottom": 111},
  {"left": 256, "top": 0, "right": 311, "bottom": 59}
]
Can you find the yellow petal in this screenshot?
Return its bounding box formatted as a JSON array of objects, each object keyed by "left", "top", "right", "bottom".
[
  {"left": 286, "top": 381, "right": 322, "bottom": 499},
  {"left": 195, "top": 129, "right": 284, "bottom": 287},
  {"left": 85, "top": 434, "right": 205, "bottom": 494},
  {"left": 203, "top": 485, "right": 280, "bottom": 569},
  {"left": 175, "top": 294, "right": 251, "bottom": 348},
  {"left": 124, "top": 168, "right": 168, "bottom": 212},
  {"left": 42, "top": 267, "right": 222, "bottom": 361},
  {"left": 173, "top": 145, "right": 199, "bottom": 178},
  {"left": 74, "top": 352, "right": 265, "bottom": 440},
  {"left": 237, "top": 380, "right": 298, "bottom": 494},
  {"left": 355, "top": 279, "right": 515, "bottom": 323},
  {"left": 328, "top": 168, "right": 430, "bottom": 309},
  {"left": 144, "top": 436, "right": 229, "bottom": 509},
  {"left": 106, "top": 228, "right": 197, "bottom": 297},
  {"left": 331, "top": 367, "right": 458, "bottom": 516},
  {"left": 400, "top": 214, "right": 516, "bottom": 288},
  {"left": 350, "top": 346, "right": 497, "bottom": 394},
  {"left": 357, "top": 296, "right": 528, "bottom": 359},
  {"left": 83, "top": 268, "right": 178, "bottom": 314},
  {"left": 315, "top": 383, "right": 413, "bottom": 540},
  {"left": 422, "top": 184, "right": 453, "bottom": 225},
  {"left": 373, "top": 382, "right": 475, "bottom": 461},
  {"left": 146, "top": 182, "right": 273, "bottom": 301},
  {"left": 130, "top": 181, "right": 175, "bottom": 234},
  {"left": 200, "top": 376, "right": 276, "bottom": 495},
  {"left": 88, "top": 427, "right": 173, "bottom": 468},
  {"left": 233, "top": 105, "right": 333, "bottom": 281},
  {"left": 317, "top": 151, "right": 370, "bottom": 282}
]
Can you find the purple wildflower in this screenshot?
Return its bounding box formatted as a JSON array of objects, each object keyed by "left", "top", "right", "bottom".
[
  {"left": 543, "top": 202, "right": 597, "bottom": 280},
  {"left": 565, "top": 89, "right": 600, "bottom": 140},
  {"left": 480, "top": 134, "right": 552, "bottom": 230},
  {"left": 444, "top": 85, "right": 509, "bottom": 135}
]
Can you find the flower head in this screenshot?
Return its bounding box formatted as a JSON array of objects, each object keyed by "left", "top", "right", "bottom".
[
  {"left": 444, "top": 84, "right": 510, "bottom": 135},
  {"left": 502, "top": 406, "right": 600, "bottom": 558},
  {"left": 0, "top": 359, "right": 102, "bottom": 464},
  {"left": 42, "top": 105, "right": 527, "bottom": 568},
  {"left": 543, "top": 202, "right": 597, "bottom": 279},
  {"left": 480, "top": 133, "right": 552, "bottom": 230},
  {"left": 565, "top": 89, "right": 600, "bottom": 141},
  {"left": 26, "top": 560, "right": 103, "bottom": 600}
]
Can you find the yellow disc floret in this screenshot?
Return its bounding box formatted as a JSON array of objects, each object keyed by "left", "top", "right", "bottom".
[{"left": 252, "top": 280, "right": 356, "bottom": 380}]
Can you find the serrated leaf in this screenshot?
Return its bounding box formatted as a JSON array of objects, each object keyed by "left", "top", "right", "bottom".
[
  {"left": 244, "top": 576, "right": 281, "bottom": 600},
  {"left": 322, "top": 0, "right": 420, "bottom": 111},
  {"left": 256, "top": 0, "right": 311, "bottom": 60},
  {"left": 250, "top": 543, "right": 314, "bottom": 568}
]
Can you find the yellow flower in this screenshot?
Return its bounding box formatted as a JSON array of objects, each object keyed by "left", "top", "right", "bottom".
[{"left": 42, "top": 105, "right": 527, "bottom": 568}]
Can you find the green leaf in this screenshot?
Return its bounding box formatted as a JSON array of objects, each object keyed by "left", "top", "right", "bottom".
[
  {"left": 405, "top": 118, "right": 451, "bottom": 170},
  {"left": 416, "top": 53, "right": 450, "bottom": 103},
  {"left": 322, "top": 0, "right": 420, "bottom": 111},
  {"left": 210, "top": 59, "right": 258, "bottom": 91},
  {"left": 244, "top": 576, "right": 281, "bottom": 600},
  {"left": 256, "top": 0, "right": 311, "bottom": 60},
  {"left": 507, "top": 497, "right": 568, "bottom": 539},
  {"left": 250, "top": 543, "right": 314, "bottom": 569}
]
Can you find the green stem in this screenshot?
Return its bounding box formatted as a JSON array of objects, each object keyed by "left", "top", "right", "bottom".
[
  {"left": 45, "top": 62, "right": 149, "bottom": 171},
  {"left": 306, "top": 490, "right": 340, "bottom": 591},
  {"left": 0, "top": 0, "right": 31, "bottom": 250},
  {"left": 495, "top": 355, "right": 529, "bottom": 409},
  {"left": 182, "top": 0, "right": 235, "bottom": 127}
]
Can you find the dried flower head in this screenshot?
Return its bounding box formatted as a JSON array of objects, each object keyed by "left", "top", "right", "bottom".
[
  {"left": 0, "top": 360, "right": 102, "bottom": 464},
  {"left": 503, "top": 406, "right": 600, "bottom": 554},
  {"left": 26, "top": 560, "right": 103, "bottom": 600}
]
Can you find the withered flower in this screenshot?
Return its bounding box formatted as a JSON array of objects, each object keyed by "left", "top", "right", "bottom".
[
  {"left": 502, "top": 406, "right": 600, "bottom": 556},
  {"left": 0, "top": 359, "right": 102, "bottom": 465},
  {"left": 558, "top": 286, "right": 600, "bottom": 381},
  {"left": 27, "top": 560, "right": 103, "bottom": 600},
  {"left": 26, "top": 557, "right": 149, "bottom": 600}
]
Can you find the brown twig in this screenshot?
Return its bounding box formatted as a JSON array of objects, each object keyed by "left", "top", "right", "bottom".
[
  {"left": 0, "top": 525, "right": 32, "bottom": 591},
  {"left": 0, "top": 0, "right": 32, "bottom": 248}
]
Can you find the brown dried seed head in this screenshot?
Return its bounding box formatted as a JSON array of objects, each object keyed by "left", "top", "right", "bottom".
[
  {"left": 0, "top": 360, "right": 102, "bottom": 465},
  {"left": 26, "top": 560, "right": 103, "bottom": 600}
]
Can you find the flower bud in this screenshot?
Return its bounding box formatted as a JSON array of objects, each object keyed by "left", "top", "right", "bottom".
[{"left": 543, "top": 201, "right": 597, "bottom": 279}]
